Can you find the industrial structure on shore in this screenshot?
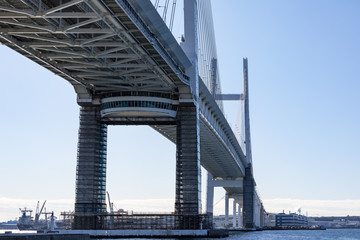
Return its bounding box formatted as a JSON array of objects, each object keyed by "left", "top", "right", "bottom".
[{"left": 0, "top": 0, "right": 265, "bottom": 232}]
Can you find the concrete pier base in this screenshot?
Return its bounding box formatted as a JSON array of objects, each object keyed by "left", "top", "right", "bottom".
[
  {"left": 0, "top": 229, "right": 229, "bottom": 239},
  {"left": 243, "top": 164, "right": 255, "bottom": 228},
  {"left": 57, "top": 229, "right": 228, "bottom": 238}
]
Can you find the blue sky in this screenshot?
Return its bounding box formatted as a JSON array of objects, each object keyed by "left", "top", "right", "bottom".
[
  {"left": 212, "top": 0, "right": 360, "bottom": 200},
  {"left": 1, "top": 0, "right": 360, "bottom": 221}
]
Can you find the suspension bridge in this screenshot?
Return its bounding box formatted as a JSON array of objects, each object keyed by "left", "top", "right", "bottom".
[{"left": 0, "top": 0, "right": 265, "bottom": 232}]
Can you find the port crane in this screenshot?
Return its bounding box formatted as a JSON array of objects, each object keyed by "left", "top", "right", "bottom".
[
  {"left": 107, "top": 191, "right": 114, "bottom": 228},
  {"left": 34, "top": 200, "right": 46, "bottom": 224},
  {"left": 107, "top": 192, "right": 114, "bottom": 214}
]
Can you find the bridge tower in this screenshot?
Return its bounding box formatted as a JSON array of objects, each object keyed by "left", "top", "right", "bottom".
[
  {"left": 73, "top": 105, "right": 107, "bottom": 229},
  {"left": 242, "top": 58, "right": 256, "bottom": 228},
  {"left": 174, "top": 0, "right": 202, "bottom": 228},
  {"left": 205, "top": 58, "right": 259, "bottom": 229}
]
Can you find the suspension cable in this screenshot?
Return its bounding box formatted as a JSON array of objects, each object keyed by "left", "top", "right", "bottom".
[
  {"left": 162, "top": 0, "right": 170, "bottom": 22},
  {"left": 214, "top": 196, "right": 225, "bottom": 206},
  {"left": 155, "top": 0, "right": 160, "bottom": 9},
  {"left": 169, "top": 0, "right": 177, "bottom": 31}
]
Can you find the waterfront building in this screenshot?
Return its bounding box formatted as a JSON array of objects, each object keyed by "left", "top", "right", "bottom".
[
  {"left": 308, "top": 217, "right": 360, "bottom": 228},
  {"left": 264, "top": 213, "right": 276, "bottom": 227},
  {"left": 275, "top": 213, "right": 308, "bottom": 227}
]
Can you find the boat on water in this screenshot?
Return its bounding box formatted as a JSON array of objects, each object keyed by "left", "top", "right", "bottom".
[
  {"left": 17, "top": 200, "right": 59, "bottom": 231},
  {"left": 17, "top": 208, "right": 35, "bottom": 230}
]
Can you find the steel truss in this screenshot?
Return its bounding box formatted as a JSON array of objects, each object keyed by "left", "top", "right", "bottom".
[{"left": 0, "top": 0, "right": 188, "bottom": 95}]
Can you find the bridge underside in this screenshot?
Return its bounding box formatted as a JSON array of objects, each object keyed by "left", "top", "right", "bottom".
[
  {"left": 152, "top": 120, "right": 244, "bottom": 179},
  {"left": 0, "top": 0, "right": 190, "bottom": 99}
]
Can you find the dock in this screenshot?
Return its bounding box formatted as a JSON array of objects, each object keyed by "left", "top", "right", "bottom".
[
  {"left": 58, "top": 229, "right": 229, "bottom": 238},
  {"left": 0, "top": 233, "right": 90, "bottom": 240}
]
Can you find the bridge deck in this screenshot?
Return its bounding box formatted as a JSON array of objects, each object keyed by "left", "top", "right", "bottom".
[{"left": 0, "top": 0, "right": 189, "bottom": 97}]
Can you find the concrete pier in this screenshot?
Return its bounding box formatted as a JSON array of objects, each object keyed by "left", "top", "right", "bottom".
[
  {"left": 225, "top": 193, "right": 229, "bottom": 222},
  {"left": 243, "top": 165, "right": 255, "bottom": 228},
  {"left": 175, "top": 103, "right": 202, "bottom": 228},
  {"left": 74, "top": 106, "right": 108, "bottom": 229},
  {"left": 58, "top": 229, "right": 228, "bottom": 238},
  {"left": 206, "top": 173, "right": 215, "bottom": 215}
]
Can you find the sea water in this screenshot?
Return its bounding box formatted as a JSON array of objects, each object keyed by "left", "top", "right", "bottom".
[
  {"left": 1, "top": 229, "right": 360, "bottom": 239},
  {"left": 95, "top": 229, "right": 360, "bottom": 240},
  {"left": 227, "top": 229, "right": 360, "bottom": 240}
]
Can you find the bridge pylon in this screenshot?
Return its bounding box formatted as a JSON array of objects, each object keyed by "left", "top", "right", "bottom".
[
  {"left": 174, "top": 0, "right": 203, "bottom": 229},
  {"left": 174, "top": 103, "right": 202, "bottom": 227},
  {"left": 242, "top": 58, "right": 257, "bottom": 229},
  {"left": 74, "top": 105, "right": 108, "bottom": 230},
  {"left": 243, "top": 164, "right": 255, "bottom": 228}
]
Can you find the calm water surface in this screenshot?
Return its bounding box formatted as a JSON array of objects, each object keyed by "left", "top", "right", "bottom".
[
  {"left": 228, "top": 229, "right": 360, "bottom": 240},
  {"left": 1, "top": 228, "right": 360, "bottom": 239},
  {"left": 95, "top": 229, "right": 360, "bottom": 240}
]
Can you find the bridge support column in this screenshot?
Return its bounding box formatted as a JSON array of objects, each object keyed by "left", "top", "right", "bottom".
[
  {"left": 225, "top": 193, "right": 229, "bottom": 223},
  {"left": 206, "top": 173, "right": 214, "bottom": 215},
  {"left": 238, "top": 205, "right": 242, "bottom": 228},
  {"left": 175, "top": 103, "right": 201, "bottom": 229},
  {"left": 260, "top": 203, "right": 265, "bottom": 228},
  {"left": 74, "top": 106, "right": 107, "bottom": 230},
  {"left": 232, "top": 200, "right": 237, "bottom": 228},
  {"left": 243, "top": 164, "right": 255, "bottom": 228}
]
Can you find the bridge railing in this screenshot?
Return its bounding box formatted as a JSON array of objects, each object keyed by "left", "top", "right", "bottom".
[{"left": 117, "top": 0, "right": 191, "bottom": 84}]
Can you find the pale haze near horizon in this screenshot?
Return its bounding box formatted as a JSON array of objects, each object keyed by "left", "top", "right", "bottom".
[{"left": 1, "top": 0, "right": 360, "bottom": 222}]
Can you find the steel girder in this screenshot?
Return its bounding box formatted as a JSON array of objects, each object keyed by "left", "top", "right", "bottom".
[{"left": 0, "top": 0, "right": 189, "bottom": 96}]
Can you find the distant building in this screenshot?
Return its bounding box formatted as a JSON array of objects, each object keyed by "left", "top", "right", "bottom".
[
  {"left": 213, "top": 215, "right": 238, "bottom": 229},
  {"left": 264, "top": 213, "right": 276, "bottom": 227},
  {"left": 308, "top": 216, "right": 360, "bottom": 228},
  {"left": 307, "top": 218, "right": 332, "bottom": 228},
  {"left": 276, "top": 212, "right": 308, "bottom": 227}
]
